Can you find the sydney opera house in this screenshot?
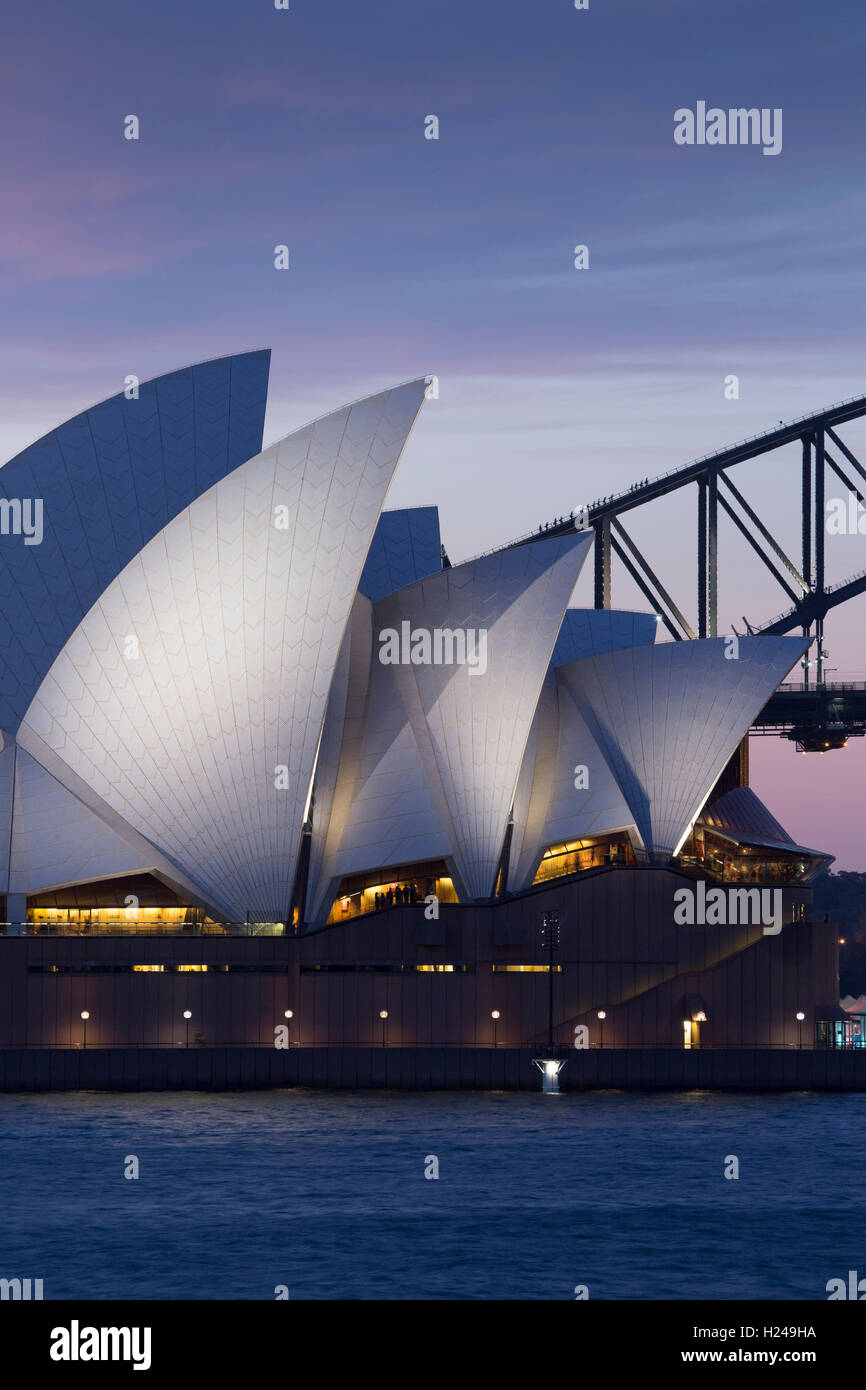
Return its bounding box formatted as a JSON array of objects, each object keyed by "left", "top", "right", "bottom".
[{"left": 0, "top": 351, "right": 841, "bottom": 1064}]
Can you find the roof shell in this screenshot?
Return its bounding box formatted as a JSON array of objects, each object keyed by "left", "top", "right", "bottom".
[
  {"left": 17, "top": 379, "right": 428, "bottom": 922},
  {"left": 556, "top": 634, "right": 809, "bottom": 859},
  {"left": 0, "top": 351, "right": 270, "bottom": 733}
]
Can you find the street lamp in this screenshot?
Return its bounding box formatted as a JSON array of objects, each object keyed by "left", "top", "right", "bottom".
[
  {"left": 796, "top": 1011, "right": 805, "bottom": 1049},
  {"left": 80, "top": 1010, "right": 90, "bottom": 1049},
  {"left": 597, "top": 1009, "right": 606, "bottom": 1048},
  {"left": 491, "top": 1010, "right": 500, "bottom": 1047},
  {"left": 541, "top": 911, "right": 560, "bottom": 1055},
  {"left": 532, "top": 911, "right": 567, "bottom": 1088},
  {"left": 284, "top": 1009, "right": 293, "bottom": 1047},
  {"left": 379, "top": 1009, "right": 389, "bottom": 1048},
  {"left": 183, "top": 1009, "right": 192, "bottom": 1047}
]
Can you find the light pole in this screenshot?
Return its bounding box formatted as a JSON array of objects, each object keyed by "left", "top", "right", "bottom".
[
  {"left": 533, "top": 912, "right": 566, "bottom": 1091},
  {"left": 284, "top": 1009, "right": 293, "bottom": 1047},
  {"left": 491, "top": 1010, "right": 500, "bottom": 1047},
  {"left": 597, "top": 1009, "right": 606, "bottom": 1049},
  {"left": 379, "top": 1009, "right": 388, "bottom": 1048},
  {"left": 80, "top": 1010, "right": 90, "bottom": 1049},
  {"left": 541, "top": 911, "right": 560, "bottom": 1055},
  {"left": 183, "top": 1009, "right": 192, "bottom": 1047},
  {"left": 796, "top": 1011, "right": 805, "bottom": 1049}
]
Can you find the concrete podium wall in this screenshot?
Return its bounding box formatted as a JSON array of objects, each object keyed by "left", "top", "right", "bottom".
[
  {"left": 0, "top": 870, "right": 832, "bottom": 1053},
  {"left": 0, "top": 1047, "right": 864, "bottom": 1092}
]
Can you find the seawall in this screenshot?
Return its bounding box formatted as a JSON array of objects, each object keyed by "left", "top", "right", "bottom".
[{"left": 1, "top": 1047, "right": 865, "bottom": 1091}]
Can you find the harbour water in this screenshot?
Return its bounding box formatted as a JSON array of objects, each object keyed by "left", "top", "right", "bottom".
[{"left": 1, "top": 1089, "right": 862, "bottom": 1300}]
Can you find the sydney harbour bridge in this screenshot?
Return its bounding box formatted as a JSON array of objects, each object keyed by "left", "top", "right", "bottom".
[{"left": 497, "top": 391, "right": 866, "bottom": 756}]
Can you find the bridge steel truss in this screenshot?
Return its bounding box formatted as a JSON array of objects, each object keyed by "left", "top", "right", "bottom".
[{"left": 516, "top": 393, "right": 866, "bottom": 680}]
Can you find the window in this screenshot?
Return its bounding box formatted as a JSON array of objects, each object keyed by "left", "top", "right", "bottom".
[{"left": 490, "top": 964, "right": 562, "bottom": 973}]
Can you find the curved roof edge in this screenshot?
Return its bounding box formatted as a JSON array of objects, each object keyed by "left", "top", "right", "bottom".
[
  {"left": 551, "top": 608, "right": 658, "bottom": 667},
  {"left": 0, "top": 349, "right": 271, "bottom": 469},
  {"left": 0, "top": 351, "right": 271, "bottom": 732},
  {"left": 697, "top": 785, "right": 834, "bottom": 863}
]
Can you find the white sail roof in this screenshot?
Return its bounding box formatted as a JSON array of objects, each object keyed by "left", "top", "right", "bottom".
[{"left": 17, "top": 381, "right": 428, "bottom": 922}]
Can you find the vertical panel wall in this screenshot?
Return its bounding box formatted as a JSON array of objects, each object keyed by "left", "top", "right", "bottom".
[{"left": 0, "top": 869, "right": 833, "bottom": 1051}]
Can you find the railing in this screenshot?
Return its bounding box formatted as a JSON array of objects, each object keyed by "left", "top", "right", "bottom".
[
  {"left": 0, "top": 1041, "right": 858, "bottom": 1052},
  {"left": 0, "top": 922, "right": 287, "bottom": 938},
  {"left": 757, "top": 567, "right": 866, "bottom": 631},
  {"left": 771, "top": 681, "right": 866, "bottom": 694},
  {"left": 464, "top": 392, "right": 866, "bottom": 565}
]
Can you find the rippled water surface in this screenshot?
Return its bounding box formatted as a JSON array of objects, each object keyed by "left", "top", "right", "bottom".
[{"left": 1, "top": 1089, "right": 863, "bottom": 1299}]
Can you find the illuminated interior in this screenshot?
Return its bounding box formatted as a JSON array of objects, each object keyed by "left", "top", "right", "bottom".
[
  {"left": 532, "top": 834, "right": 635, "bottom": 885},
  {"left": 491, "top": 964, "right": 563, "bottom": 972},
  {"left": 327, "top": 860, "right": 458, "bottom": 925},
  {"left": 678, "top": 826, "right": 825, "bottom": 883},
  {"left": 817, "top": 1017, "right": 865, "bottom": 1049},
  {"left": 31, "top": 905, "right": 195, "bottom": 928},
  {"left": 25, "top": 875, "right": 227, "bottom": 933},
  {"left": 300, "top": 962, "right": 473, "bottom": 974},
  {"left": 26, "top": 905, "right": 235, "bottom": 934}
]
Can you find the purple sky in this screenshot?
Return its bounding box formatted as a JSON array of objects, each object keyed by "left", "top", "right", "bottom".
[{"left": 2, "top": 0, "right": 865, "bottom": 865}]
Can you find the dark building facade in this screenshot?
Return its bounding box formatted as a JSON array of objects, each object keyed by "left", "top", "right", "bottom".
[{"left": 0, "top": 865, "right": 838, "bottom": 1053}]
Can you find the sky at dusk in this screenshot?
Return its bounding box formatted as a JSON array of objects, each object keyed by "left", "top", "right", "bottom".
[{"left": 1, "top": 0, "right": 865, "bottom": 865}]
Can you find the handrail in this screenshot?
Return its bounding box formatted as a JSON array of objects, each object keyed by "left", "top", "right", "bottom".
[
  {"left": 757, "top": 566, "right": 866, "bottom": 630},
  {"left": 462, "top": 392, "right": 866, "bottom": 565},
  {"left": 0, "top": 922, "right": 286, "bottom": 937}
]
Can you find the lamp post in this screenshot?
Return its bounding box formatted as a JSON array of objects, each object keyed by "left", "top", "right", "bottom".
[
  {"left": 541, "top": 911, "right": 560, "bottom": 1054},
  {"left": 379, "top": 1009, "right": 388, "bottom": 1048},
  {"left": 491, "top": 1010, "right": 500, "bottom": 1047},
  {"left": 796, "top": 1011, "right": 805, "bottom": 1049},
  {"left": 597, "top": 1009, "right": 606, "bottom": 1049},
  {"left": 183, "top": 1009, "right": 192, "bottom": 1047},
  {"left": 80, "top": 1010, "right": 90, "bottom": 1049},
  {"left": 533, "top": 912, "right": 566, "bottom": 1092},
  {"left": 284, "top": 1009, "right": 293, "bottom": 1047}
]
